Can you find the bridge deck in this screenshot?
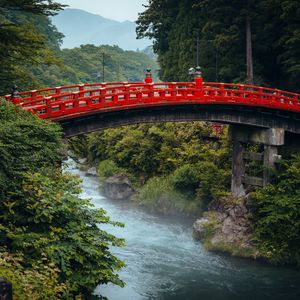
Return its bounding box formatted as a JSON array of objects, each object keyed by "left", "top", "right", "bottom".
[{"left": 4, "top": 80, "right": 300, "bottom": 122}]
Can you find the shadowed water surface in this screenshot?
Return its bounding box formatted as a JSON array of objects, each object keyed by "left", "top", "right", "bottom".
[{"left": 67, "top": 163, "right": 300, "bottom": 300}]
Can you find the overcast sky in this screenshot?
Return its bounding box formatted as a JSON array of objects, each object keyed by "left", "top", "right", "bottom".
[{"left": 59, "top": 0, "right": 148, "bottom": 22}]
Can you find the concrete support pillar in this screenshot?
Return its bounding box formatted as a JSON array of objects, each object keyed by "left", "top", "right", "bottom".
[
  {"left": 230, "top": 125, "right": 284, "bottom": 195},
  {"left": 231, "top": 138, "right": 246, "bottom": 196},
  {"left": 263, "top": 145, "right": 278, "bottom": 187}
]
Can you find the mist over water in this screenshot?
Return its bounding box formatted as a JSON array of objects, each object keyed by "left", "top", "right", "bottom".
[{"left": 67, "top": 162, "right": 300, "bottom": 300}]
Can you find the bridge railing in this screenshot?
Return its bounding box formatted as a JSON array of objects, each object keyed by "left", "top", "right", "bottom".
[{"left": 4, "top": 81, "right": 300, "bottom": 120}]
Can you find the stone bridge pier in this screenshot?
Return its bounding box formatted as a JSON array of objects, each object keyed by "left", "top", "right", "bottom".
[{"left": 230, "top": 125, "right": 285, "bottom": 196}]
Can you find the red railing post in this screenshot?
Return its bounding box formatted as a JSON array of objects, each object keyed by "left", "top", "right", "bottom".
[
  {"left": 169, "top": 83, "right": 176, "bottom": 99},
  {"left": 193, "top": 66, "right": 203, "bottom": 98},
  {"left": 144, "top": 68, "right": 153, "bottom": 84},
  {"left": 10, "top": 85, "right": 21, "bottom": 105},
  {"left": 99, "top": 87, "right": 106, "bottom": 107},
  {"left": 55, "top": 87, "right": 61, "bottom": 95},
  {"left": 45, "top": 96, "right": 52, "bottom": 118},
  {"left": 72, "top": 91, "right": 79, "bottom": 110},
  {"left": 124, "top": 84, "right": 130, "bottom": 104},
  {"left": 30, "top": 90, "right": 37, "bottom": 99}
]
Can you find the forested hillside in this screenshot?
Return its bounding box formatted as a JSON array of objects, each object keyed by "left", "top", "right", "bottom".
[
  {"left": 70, "top": 123, "right": 231, "bottom": 216},
  {"left": 137, "top": 0, "right": 300, "bottom": 92},
  {"left": 35, "top": 44, "right": 158, "bottom": 87},
  {"left": 0, "top": 2, "right": 158, "bottom": 95}
]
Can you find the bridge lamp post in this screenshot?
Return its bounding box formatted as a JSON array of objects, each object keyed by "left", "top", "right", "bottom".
[
  {"left": 144, "top": 68, "right": 152, "bottom": 83},
  {"left": 194, "top": 66, "right": 203, "bottom": 89},
  {"left": 94, "top": 72, "right": 101, "bottom": 82},
  {"left": 188, "top": 66, "right": 203, "bottom": 88}
]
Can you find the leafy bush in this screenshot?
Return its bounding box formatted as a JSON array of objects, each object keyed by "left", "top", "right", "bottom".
[
  {"left": 97, "top": 159, "right": 121, "bottom": 179},
  {"left": 251, "top": 154, "right": 300, "bottom": 266},
  {"left": 195, "top": 160, "right": 231, "bottom": 206},
  {"left": 0, "top": 101, "right": 124, "bottom": 297},
  {"left": 170, "top": 164, "right": 199, "bottom": 196},
  {"left": 0, "top": 250, "right": 67, "bottom": 300}
]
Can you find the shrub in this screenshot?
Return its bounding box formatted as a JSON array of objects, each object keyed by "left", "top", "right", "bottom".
[
  {"left": 0, "top": 101, "right": 125, "bottom": 297},
  {"left": 170, "top": 164, "right": 199, "bottom": 196},
  {"left": 251, "top": 154, "right": 300, "bottom": 266},
  {"left": 97, "top": 159, "right": 120, "bottom": 179},
  {"left": 0, "top": 249, "right": 67, "bottom": 300}
]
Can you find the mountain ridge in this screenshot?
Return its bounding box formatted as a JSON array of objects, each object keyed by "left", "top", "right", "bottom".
[{"left": 52, "top": 8, "right": 150, "bottom": 51}]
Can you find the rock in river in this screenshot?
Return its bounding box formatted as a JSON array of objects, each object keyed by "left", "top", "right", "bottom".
[{"left": 104, "top": 173, "right": 134, "bottom": 200}]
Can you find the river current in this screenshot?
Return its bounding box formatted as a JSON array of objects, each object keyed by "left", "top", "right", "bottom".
[{"left": 68, "top": 163, "right": 300, "bottom": 300}]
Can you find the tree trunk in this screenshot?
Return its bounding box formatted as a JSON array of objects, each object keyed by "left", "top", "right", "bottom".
[{"left": 246, "top": 16, "right": 254, "bottom": 84}]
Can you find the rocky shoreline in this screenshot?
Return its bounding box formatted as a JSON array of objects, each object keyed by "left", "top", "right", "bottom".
[{"left": 192, "top": 195, "right": 260, "bottom": 258}]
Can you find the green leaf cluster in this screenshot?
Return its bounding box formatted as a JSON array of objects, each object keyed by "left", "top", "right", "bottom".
[
  {"left": 0, "top": 249, "right": 68, "bottom": 299},
  {"left": 137, "top": 0, "right": 300, "bottom": 92},
  {"left": 251, "top": 154, "right": 300, "bottom": 266},
  {"left": 0, "top": 0, "right": 64, "bottom": 94},
  {"left": 0, "top": 100, "right": 124, "bottom": 298}
]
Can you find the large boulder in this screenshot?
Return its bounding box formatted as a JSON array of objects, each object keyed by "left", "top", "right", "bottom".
[
  {"left": 103, "top": 174, "right": 134, "bottom": 200},
  {"left": 192, "top": 195, "right": 259, "bottom": 258},
  {"left": 86, "top": 167, "right": 97, "bottom": 176}
]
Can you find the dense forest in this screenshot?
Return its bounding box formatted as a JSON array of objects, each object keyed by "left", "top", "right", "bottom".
[{"left": 137, "top": 0, "right": 300, "bottom": 92}]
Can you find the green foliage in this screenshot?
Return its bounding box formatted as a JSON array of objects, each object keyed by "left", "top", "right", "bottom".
[
  {"left": 0, "top": 100, "right": 62, "bottom": 193},
  {"left": 97, "top": 159, "right": 121, "bottom": 179},
  {"left": 1, "top": 1, "right": 65, "bottom": 16},
  {"left": 0, "top": 250, "right": 68, "bottom": 299},
  {"left": 137, "top": 0, "right": 300, "bottom": 92},
  {"left": 171, "top": 164, "right": 199, "bottom": 196},
  {"left": 72, "top": 122, "right": 231, "bottom": 215},
  {"left": 136, "top": 176, "right": 199, "bottom": 215},
  {"left": 251, "top": 154, "right": 300, "bottom": 266},
  {"left": 0, "top": 1, "right": 64, "bottom": 94},
  {"left": 0, "top": 100, "right": 124, "bottom": 297},
  {"left": 34, "top": 44, "right": 159, "bottom": 88},
  {"left": 0, "top": 2, "right": 158, "bottom": 95},
  {"left": 195, "top": 160, "right": 231, "bottom": 206}
]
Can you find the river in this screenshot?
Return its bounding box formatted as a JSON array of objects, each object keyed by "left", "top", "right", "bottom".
[{"left": 68, "top": 163, "right": 300, "bottom": 300}]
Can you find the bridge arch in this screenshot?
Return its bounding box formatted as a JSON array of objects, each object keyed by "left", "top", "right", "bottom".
[
  {"left": 59, "top": 104, "right": 300, "bottom": 137},
  {"left": 5, "top": 79, "right": 300, "bottom": 136}
]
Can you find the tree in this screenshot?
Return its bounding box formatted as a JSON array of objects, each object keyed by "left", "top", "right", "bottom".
[
  {"left": 0, "top": 100, "right": 125, "bottom": 297},
  {"left": 251, "top": 154, "right": 300, "bottom": 266},
  {"left": 137, "top": 0, "right": 300, "bottom": 91},
  {"left": 0, "top": 0, "right": 65, "bottom": 94}
]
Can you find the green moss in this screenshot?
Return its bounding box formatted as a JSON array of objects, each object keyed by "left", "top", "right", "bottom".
[{"left": 203, "top": 238, "right": 259, "bottom": 259}]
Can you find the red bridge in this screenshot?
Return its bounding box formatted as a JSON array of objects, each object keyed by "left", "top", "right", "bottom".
[
  {"left": 5, "top": 76, "right": 300, "bottom": 137},
  {"left": 5, "top": 76, "right": 300, "bottom": 195}
]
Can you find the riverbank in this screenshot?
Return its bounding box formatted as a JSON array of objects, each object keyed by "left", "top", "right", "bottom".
[
  {"left": 192, "top": 195, "right": 260, "bottom": 259},
  {"left": 69, "top": 123, "right": 300, "bottom": 268},
  {"left": 71, "top": 162, "right": 300, "bottom": 300}
]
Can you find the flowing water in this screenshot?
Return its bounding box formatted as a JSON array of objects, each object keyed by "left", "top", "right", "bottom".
[{"left": 68, "top": 163, "right": 300, "bottom": 300}]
